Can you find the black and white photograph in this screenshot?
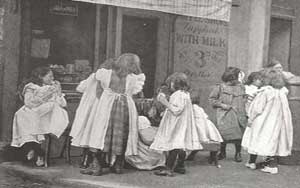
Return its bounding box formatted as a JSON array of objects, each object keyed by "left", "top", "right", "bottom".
[{"left": 0, "top": 0, "right": 300, "bottom": 187}]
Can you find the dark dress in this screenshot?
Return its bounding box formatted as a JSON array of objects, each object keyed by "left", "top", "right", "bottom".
[{"left": 209, "top": 82, "right": 247, "bottom": 141}]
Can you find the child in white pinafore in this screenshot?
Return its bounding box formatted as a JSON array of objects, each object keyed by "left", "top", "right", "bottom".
[
  {"left": 151, "top": 72, "right": 203, "bottom": 177},
  {"left": 71, "top": 53, "right": 145, "bottom": 176},
  {"left": 244, "top": 72, "right": 263, "bottom": 112},
  {"left": 11, "top": 66, "right": 69, "bottom": 166},
  {"left": 242, "top": 71, "right": 293, "bottom": 174}
]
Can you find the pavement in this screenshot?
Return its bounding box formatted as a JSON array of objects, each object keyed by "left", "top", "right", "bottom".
[{"left": 1, "top": 147, "right": 300, "bottom": 188}]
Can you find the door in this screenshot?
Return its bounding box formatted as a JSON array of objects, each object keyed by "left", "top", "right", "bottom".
[
  {"left": 268, "top": 17, "right": 292, "bottom": 70},
  {"left": 121, "top": 15, "right": 158, "bottom": 98}
]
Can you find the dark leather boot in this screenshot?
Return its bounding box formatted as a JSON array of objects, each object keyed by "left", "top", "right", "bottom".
[
  {"left": 80, "top": 151, "right": 103, "bottom": 176},
  {"left": 174, "top": 150, "right": 186, "bottom": 174},
  {"left": 218, "top": 142, "right": 226, "bottom": 160},
  {"left": 234, "top": 142, "right": 242, "bottom": 162},
  {"left": 111, "top": 155, "right": 124, "bottom": 174},
  {"left": 234, "top": 152, "right": 242, "bottom": 162},
  {"left": 101, "top": 152, "right": 110, "bottom": 168},
  {"left": 80, "top": 149, "right": 92, "bottom": 169}
]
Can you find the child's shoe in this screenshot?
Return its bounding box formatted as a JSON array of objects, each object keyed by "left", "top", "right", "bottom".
[
  {"left": 218, "top": 152, "right": 226, "bottom": 160},
  {"left": 154, "top": 169, "right": 174, "bottom": 177},
  {"left": 234, "top": 152, "right": 242, "bottom": 162},
  {"left": 260, "top": 166, "right": 278, "bottom": 174},
  {"left": 173, "top": 166, "right": 186, "bottom": 174},
  {"left": 245, "top": 162, "right": 256, "bottom": 170}
]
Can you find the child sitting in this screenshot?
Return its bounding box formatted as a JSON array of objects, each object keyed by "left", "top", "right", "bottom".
[
  {"left": 186, "top": 104, "right": 223, "bottom": 168},
  {"left": 125, "top": 116, "right": 166, "bottom": 170},
  {"left": 11, "top": 66, "right": 69, "bottom": 166}
]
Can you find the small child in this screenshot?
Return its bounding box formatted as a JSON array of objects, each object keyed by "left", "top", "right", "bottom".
[
  {"left": 244, "top": 72, "right": 263, "bottom": 112},
  {"left": 11, "top": 66, "right": 69, "bottom": 166},
  {"left": 209, "top": 67, "right": 247, "bottom": 162},
  {"left": 186, "top": 104, "right": 223, "bottom": 168},
  {"left": 242, "top": 71, "right": 293, "bottom": 174},
  {"left": 150, "top": 72, "right": 203, "bottom": 177}
]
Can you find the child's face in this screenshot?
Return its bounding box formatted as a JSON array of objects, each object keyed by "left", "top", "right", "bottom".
[
  {"left": 273, "top": 63, "right": 283, "bottom": 73},
  {"left": 41, "top": 71, "right": 54, "bottom": 85},
  {"left": 253, "top": 79, "right": 263, "bottom": 87}
]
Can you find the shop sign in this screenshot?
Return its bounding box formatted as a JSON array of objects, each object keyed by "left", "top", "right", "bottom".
[
  {"left": 174, "top": 16, "right": 228, "bottom": 110},
  {"left": 49, "top": 1, "right": 78, "bottom": 16}
]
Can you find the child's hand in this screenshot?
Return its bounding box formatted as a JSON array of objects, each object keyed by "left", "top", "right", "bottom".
[
  {"left": 157, "top": 93, "right": 169, "bottom": 107},
  {"left": 247, "top": 120, "right": 252, "bottom": 128},
  {"left": 157, "top": 92, "right": 166, "bottom": 101},
  {"left": 221, "top": 104, "right": 232, "bottom": 111},
  {"left": 53, "top": 81, "right": 62, "bottom": 96}
]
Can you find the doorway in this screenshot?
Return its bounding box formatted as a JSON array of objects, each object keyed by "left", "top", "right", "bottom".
[
  {"left": 121, "top": 15, "right": 158, "bottom": 98},
  {"left": 268, "top": 17, "right": 292, "bottom": 70}
]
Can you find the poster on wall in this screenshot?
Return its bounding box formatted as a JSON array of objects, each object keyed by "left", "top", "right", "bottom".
[
  {"left": 174, "top": 16, "right": 228, "bottom": 112},
  {"left": 31, "top": 38, "right": 51, "bottom": 58}
]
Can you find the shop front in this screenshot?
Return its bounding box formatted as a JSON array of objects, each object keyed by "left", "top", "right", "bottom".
[
  {"left": 2, "top": 0, "right": 285, "bottom": 158},
  {"left": 19, "top": 0, "right": 233, "bottom": 113},
  {"left": 0, "top": 0, "right": 233, "bottom": 155}
]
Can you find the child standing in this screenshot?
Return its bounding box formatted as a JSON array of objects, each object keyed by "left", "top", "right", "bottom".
[
  {"left": 244, "top": 72, "right": 263, "bottom": 112},
  {"left": 242, "top": 71, "right": 293, "bottom": 174},
  {"left": 70, "top": 58, "right": 115, "bottom": 169},
  {"left": 209, "top": 67, "right": 247, "bottom": 162},
  {"left": 71, "top": 53, "right": 145, "bottom": 176},
  {"left": 150, "top": 72, "right": 203, "bottom": 176}
]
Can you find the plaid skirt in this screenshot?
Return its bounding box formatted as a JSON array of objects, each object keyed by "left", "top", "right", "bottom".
[{"left": 103, "top": 95, "right": 129, "bottom": 156}]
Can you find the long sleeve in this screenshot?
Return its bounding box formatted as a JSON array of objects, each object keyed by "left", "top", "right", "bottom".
[
  {"left": 167, "top": 91, "right": 186, "bottom": 116},
  {"left": 208, "top": 85, "right": 230, "bottom": 110},
  {"left": 247, "top": 90, "right": 268, "bottom": 123},
  {"left": 76, "top": 73, "right": 96, "bottom": 93},
  {"left": 23, "top": 87, "right": 44, "bottom": 108},
  {"left": 126, "top": 73, "right": 146, "bottom": 96},
  {"left": 55, "top": 94, "right": 67, "bottom": 107},
  {"left": 283, "top": 71, "right": 300, "bottom": 85}
]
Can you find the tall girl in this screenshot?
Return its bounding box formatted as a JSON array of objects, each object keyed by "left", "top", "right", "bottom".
[
  {"left": 71, "top": 53, "right": 145, "bottom": 176},
  {"left": 209, "top": 67, "right": 247, "bottom": 162},
  {"left": 242, "top": 71, "right": 293, "bottom": 174},
  {"left": 151, "top": 72, "right": 203, "bottom": 177}
]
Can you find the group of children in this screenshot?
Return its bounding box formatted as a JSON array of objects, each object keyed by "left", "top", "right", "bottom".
[{"left": 10, "top": 54, "right": 293, "bottom": 177}]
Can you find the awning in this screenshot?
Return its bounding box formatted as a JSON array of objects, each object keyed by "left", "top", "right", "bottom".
[{"left": 72, "top": 0, "right": 232, "bottom": 22}]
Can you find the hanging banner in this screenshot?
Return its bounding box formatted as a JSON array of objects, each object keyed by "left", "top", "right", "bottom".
[
  {"left": 72, "top": 0, "right": 232, "bottom": 22},
  {"left": 174, "top": 16, "right": 228, "bottom": 114}
]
